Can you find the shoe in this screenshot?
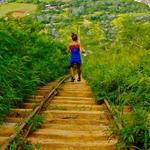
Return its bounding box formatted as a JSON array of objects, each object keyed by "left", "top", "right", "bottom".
[
  {"left": 77, "top": 77, "right": 81, "bottom": 82},
  {"left": 71, "top": 77, "right": 75, "bottom": 82}
]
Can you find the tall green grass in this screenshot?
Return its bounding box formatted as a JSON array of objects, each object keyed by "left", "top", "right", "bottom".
[
  {"left": 0, "top": 17, "right": 68, "bottom": 123},
  {"left": 83, "top": 15, "right": 150, "bottom": 149}
]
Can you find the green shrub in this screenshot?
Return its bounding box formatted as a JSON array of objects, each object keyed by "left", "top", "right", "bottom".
[
  {"left": 111, "top": 108, "right": 149, "bottom": 149},
  {"left": 82, "top": 4, "right": 150, "bottom": 149},
  {"left": 27, "top": 114, "right": 44, "bottom": 131},
  {"left": 0, "top": 17, "right": 68, "bottom": 123}
]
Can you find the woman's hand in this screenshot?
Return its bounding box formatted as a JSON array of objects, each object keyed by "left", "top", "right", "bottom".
[{"left": 81, "top": 48, "right": 87, "bottom": 56}]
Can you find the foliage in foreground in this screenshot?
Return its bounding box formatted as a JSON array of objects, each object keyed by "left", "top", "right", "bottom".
[
  {"left": 83, "top": 14, "right": 150, "bottom": 150},
  {"left": 27, "top": 114, "right": 44, "bottom": 132},
  {"left": 0, "top": 17, "right": 68, "bottom": 123}
]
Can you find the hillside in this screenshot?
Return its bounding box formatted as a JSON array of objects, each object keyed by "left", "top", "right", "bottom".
[{"left": 0, "top": 0, "right": 150, "bottom": 149}]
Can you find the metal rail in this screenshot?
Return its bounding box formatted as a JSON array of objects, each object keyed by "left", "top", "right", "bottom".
[
  {"left": 104, "top": 100, "right": 122, "bottom": 130},
  {"left": 103, "top": 100, "right": 146, "bottom": 150}
]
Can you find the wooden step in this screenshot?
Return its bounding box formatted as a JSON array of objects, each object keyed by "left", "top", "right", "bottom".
[
  {"left": 0, "top": 128, "right": 15, "bottom": 136},
  {"left": 0, "top": 137, "right": 9, "bottom": 145},
  {"left": 43, "top": 110, "right": 106, "bottom": 120},
  {"left": 39, "top": 123, "right": 109, "bottom": 131},
  {"left": 28, "top": 129, "right": 112, "bottom": 141},
  {"left": 62, "top": 86, "right": 91, "bottom": 90},
  {"left": 44, "top": 118, "right": 109, "bottom": 126},
  {"left": 59, "top": 89, "right": 92, "bottom": 93},
  {"left": 27, "top": 138, "right": 117, "bottom": 150},
  {"left": 54, "top": 96, "right": 95, "bottom": 101},
  {"left": 0, "top": 123, "right": 16, "bottom": 128},
  {"left": 21, "top": 102, "right": 37, "bottom": 109},
  {"left": 9, "top": 109, "right": 32, "bottom": 118},
  {"left": 64, "top": 81, "right": 87, "bottom": 85},
  {"left": 29, "top": 96, "right": 44, "bottom": 99},
  {"left": 27, "top": 98, "right": 42, "bottom": 103},
  {"left": 58, "top": 91, "right": 93, "bottom": 97},
  {"left": 38, "top": 87, "right": 50, "bottom": 90},
  {"left": 5, "top": 117, "right": 24, "bottom": 123},
  {"left": 62, "top": 89, "right": 92, "bottom": 92},
  {"left": 30, "top": 134, "right": 111, "bottom": 143},
  {"left": 51, "top": 100, "right": 95, "bottom": 105},
  {"left": 36, "top": 89, "right": 50, "bottom": 96},
  {"left": 48, "top": 103, "right": 106, "bottom": 111}
]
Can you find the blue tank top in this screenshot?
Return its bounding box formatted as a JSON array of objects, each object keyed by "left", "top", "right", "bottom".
[{"left": 70, "top": 48, "right": 81, "bottom": 59}]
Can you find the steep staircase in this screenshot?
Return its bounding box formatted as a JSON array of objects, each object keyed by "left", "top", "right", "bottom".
[
  {"left": 27, "top": 78, "right": 117, "bottom": 150},
  {"left": 0, "top": 82, "right": 58, "bottom": 150}
]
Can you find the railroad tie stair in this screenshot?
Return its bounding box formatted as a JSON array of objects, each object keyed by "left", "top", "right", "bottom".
[
  {"left": 27, "top": 78, "right": 118, "bottom": 150},
  {"left": 0, "top": 81, "right": 58, "bottom": 150}
]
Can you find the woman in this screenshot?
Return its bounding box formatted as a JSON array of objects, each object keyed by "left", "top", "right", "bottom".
[{"left": 68, "top": 33, "right": 84, "bottom": 82}]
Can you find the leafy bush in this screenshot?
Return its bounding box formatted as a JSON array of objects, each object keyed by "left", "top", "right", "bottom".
[
  {"left": 0, "top": 17, "right": 68, "bottom": 123},
  {"left": 111, "top": 108, "right": 149, "bottom": 149},
  {"left": 27, "top": 114, "right": 44, "bottom": 131},
  {"left": 83, "top": 15, "right": 150, "bottom": 149}
]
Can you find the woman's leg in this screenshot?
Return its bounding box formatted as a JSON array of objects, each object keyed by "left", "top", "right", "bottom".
[
  {"left": 70, "top": 65, "right": 74, "bottom": 77},
  {"left": 77, "top": 64, "right": 81, "bottom": 81},
  {"left": 70, "top": 64, "right": 75, "bottom": 81}
]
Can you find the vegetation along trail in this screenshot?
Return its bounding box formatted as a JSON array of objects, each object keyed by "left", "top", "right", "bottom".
[{"left": 0, "top": 0, "right": 150, "bottom": 149}]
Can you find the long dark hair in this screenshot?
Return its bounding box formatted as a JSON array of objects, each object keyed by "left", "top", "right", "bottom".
[{"left": 71, "top": 33, "right": 78, "bottom": 41}]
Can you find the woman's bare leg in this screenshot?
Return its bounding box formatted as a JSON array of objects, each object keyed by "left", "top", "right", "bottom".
[
  {"left": 70, "top": 66, "right": 74, "bottom": 77},
  {"left": 70, "top": 65, "right": 75, "bottom": 82},
  {"left": 77, "top": 64, "right": 81, "bottom": 80}
]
